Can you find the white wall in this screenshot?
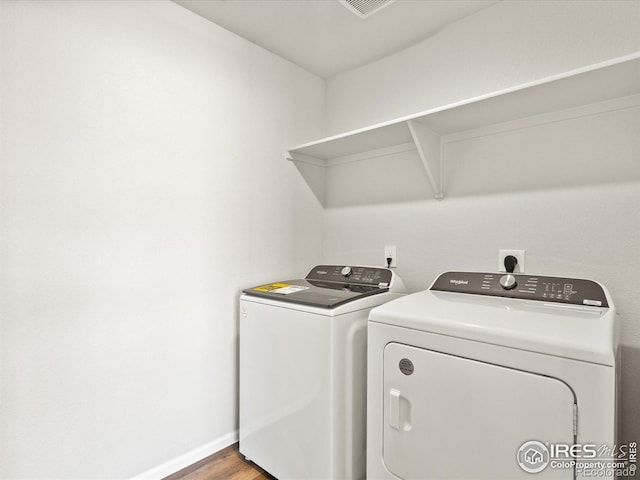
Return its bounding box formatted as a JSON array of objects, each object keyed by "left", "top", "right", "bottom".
[
  {"left": 0, "top": 1, "right": 324, "bottom": 478},
  {"left": 327, "top": 0, "right": 640, "bottom": 134},
  {"left": 322, "top": 0, "right": 640, "bottom": 446}
]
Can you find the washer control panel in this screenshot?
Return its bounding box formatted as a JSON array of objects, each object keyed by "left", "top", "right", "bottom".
[
  {"left": 306, "top": 265, "right": 393, "bottom": 286},
  {"left": 431, "top": 271, "right": 609, "bottom": 307}
]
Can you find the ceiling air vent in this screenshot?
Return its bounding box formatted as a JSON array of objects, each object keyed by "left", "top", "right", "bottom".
[{"left": 339, "top": 0, "right": 396, "bottom": 19}]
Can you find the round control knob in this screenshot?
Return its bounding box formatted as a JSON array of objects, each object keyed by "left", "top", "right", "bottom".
[
  {"left": 341, "top": 266, "right": 353, "bottom": 277},
  {"left": 499, "top": 274, "right": 517, "bottom": 290}
]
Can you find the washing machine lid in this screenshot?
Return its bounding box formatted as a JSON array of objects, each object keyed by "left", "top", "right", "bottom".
[
  {"left": 369, "top": 271, "right": 617, "bottom": 366},
  {"left": 242, "top": 265, "right": 393, "bottom": 309}
]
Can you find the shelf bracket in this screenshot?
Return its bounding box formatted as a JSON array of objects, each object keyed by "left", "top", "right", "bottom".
[
  {"left": 407, "top": 120, "right": 443, "bottom": 200},
  {"left": 286, "top": 151, "right": 326, "bottom": 167},
  {"left": 286, "top": 151, "right": 327, "bottom": 205}
]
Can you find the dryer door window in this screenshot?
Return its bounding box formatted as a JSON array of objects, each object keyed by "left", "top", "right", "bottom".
[{"left": 383, "top": 342, "right": 575, "bottom": 479}]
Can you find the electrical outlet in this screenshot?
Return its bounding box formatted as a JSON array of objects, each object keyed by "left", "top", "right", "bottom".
[
  {"left": 384, "top": 245, "right": 397, "bottom": 268},
  {"left": 498, "top": 249, "right": 525, "bottom": 273}
]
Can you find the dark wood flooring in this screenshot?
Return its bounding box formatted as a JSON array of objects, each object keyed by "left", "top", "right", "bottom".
[{"left": 165, "top": 443, "right": 275, "bottom": 480}]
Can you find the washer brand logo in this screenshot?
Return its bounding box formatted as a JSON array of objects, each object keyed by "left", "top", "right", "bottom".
[
  {"left": 517, "top": 441, "right": 550, "bottom": 473},
  {"left": 449, "top": 279, "right": 469, "bottom": 285}
]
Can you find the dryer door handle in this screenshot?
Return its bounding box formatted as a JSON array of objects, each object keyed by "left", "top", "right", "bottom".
[
  {"left": 389, "top": 388, "right": 412, "bottom": 431},
  {"left": 390, "top": 389, "right": 401, "bottom": 430}
]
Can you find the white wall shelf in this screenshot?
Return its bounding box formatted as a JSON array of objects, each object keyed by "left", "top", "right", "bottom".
[{"left": 286, "top": 53, "right": 640, "bottom": 200}]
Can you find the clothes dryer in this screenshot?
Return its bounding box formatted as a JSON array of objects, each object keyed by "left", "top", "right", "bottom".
[{"left": 367, "top": 271, "right": 619, "bottom": 480}]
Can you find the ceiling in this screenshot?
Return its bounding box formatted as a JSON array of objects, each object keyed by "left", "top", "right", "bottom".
[{"left": 172, "top": 0, "right": 498, "bottom": 78}]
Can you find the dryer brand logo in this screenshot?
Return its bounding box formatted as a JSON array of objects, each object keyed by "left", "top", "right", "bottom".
[
  {"left": 398, "top": 358, "right": 414, "bottom": 375},
  {"left": 449, "top": 279, "right": 469, "bottom": 286}
]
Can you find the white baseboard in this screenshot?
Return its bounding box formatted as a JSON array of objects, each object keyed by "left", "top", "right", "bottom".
[{"left": 129, "top": 430, "right": 238, "bottom": 480}]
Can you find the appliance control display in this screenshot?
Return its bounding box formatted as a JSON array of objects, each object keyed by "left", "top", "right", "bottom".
[
  {"left": 307, "top": 265, "right": 393, "bottom": 286},
  {"left": 431, "top": 271, "right": 608, "bottom": 307}
]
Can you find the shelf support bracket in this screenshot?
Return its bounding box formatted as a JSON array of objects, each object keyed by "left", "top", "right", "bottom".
[
  {"left": 407, "top": 120, "right": 443, "bottom": 200},
  {"left": 286, "top": 151, "right": 326, "bottom": 167},
  {"left": 286, "top": 151, "right": 327, "bottom": 205}
]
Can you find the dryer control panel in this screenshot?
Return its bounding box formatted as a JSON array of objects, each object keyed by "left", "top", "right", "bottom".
[{"left": 431, "top": 271, "right": 609, "bottom": 308}]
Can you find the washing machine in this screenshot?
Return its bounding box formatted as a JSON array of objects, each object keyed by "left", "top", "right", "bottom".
[
  {"left": 239, "top": 265, "right": 406, "bottom": 480},
  {"left": 368, "top": 271, "right": 619, "bottom": 480}
]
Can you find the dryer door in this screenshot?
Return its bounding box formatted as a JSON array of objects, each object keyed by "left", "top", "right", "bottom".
[{"left": 383, "top": 343, "right": 575, "bottom": 479}]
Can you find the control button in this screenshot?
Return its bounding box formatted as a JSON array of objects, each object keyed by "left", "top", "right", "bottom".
[
  {"left": 499, "top": 274, "right": 517, "bottom": 290},
  {"left": 341, "top": 266, "right": 353, "bottom": 277},
  {"left": 583, "top": 299, "right": 602, "bottom": 307}
]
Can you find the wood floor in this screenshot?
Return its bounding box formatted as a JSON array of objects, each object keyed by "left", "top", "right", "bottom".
[{"left": 165, "top": 443, "right": 275, "bottom": 480}]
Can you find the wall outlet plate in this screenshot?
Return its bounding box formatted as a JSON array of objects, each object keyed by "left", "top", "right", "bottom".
[
  {"left": 384, "top": 245, "right": 397, "bottom": 268},
  {"left": 498, "top": 249, "right": 525, "bottom": 273}
]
